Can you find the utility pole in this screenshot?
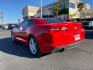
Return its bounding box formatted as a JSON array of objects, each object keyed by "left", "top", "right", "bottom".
[
  {"left": 17, "top": 18, "right": 21, "bottom": 24},
  {"left": 40, "top": 0, "right": 43, "bottom": 18},
  {"left": 0, "top": 12, "right": 3, "bottom": 25}
]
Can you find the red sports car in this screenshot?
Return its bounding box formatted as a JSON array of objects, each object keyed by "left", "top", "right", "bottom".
[{"left": 11, "top": 18, "right": 85, "bottom": 57}]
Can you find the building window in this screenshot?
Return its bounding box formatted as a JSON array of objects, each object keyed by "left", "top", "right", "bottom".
[
  {"left": 69, "top": 2, "right": 75, "bottom": 9},
  {"left": 48, "top": 8, "right": 50, "bottom": 11},
  {"left": 61, "top": 2, "right": 76, "bottom": 9},
  {"left": 65, "top": 2, "right": 69, "bottom": 8},
  {"left": 61, "top": 3, "right": 65, "bottom": 9},
  {"left": 49, "top": 7, "right": 53, "bottom": 13}
]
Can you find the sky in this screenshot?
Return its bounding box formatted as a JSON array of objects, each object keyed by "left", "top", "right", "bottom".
[
  {"left": 0, "top": 0, "right": 92, "bottom": 24},
  {"left": 0, "top": 0, "right": 56, "bottom": 24},
  {"left": 82, "top": 0, "right": 93, "bottom": 8}
]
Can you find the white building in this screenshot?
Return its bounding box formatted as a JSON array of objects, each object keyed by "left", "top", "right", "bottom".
[
  {"left": 41, "top": 0, "right": 80, "bottom": 19},
  {"left": 22, "top": 0, "right": 92, "bottom": 19},
  {"left": 22, "top": 6, "right": 39, "bottom": 19}
]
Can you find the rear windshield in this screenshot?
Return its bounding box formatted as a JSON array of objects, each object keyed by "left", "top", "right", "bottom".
[
  {"left": 43, "top": 18, "right": 62, "bottom": 23},
  {"left": 72, "top": 19, "right": 80, "bottom": 22}
]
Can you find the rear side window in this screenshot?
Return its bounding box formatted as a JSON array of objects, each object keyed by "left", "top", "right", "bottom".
[
  {"left": 19, "top": 20, "right": 29, "bottom": 28},
  {"left": 43, "top": 18, "right": 62, "bottom": 23},
  {"left": 19, "top": 19, "right": 34, "bottom": 28}
]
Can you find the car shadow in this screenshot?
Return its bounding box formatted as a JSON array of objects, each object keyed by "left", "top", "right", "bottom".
[
  {"left": 0, "top": 31, "right": 92, "bottom": 58},
  {"left": 0, "top": 37, "right": 53, "bottom": 58},
  {"left": 85, "top": 31, "right": 93, "bottom": 39},
  {"left": 0, "top": 37, "right": 36, "bottom": 58}
]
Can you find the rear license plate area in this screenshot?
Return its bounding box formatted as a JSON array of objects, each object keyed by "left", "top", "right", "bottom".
[{"left": 74, "top": 34, "right": 80, "bottom": 41}]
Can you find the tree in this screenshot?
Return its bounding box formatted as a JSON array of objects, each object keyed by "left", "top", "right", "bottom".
[
  {"left": 77, "top": 2, "right": 86, "bottom": 18},
  {"left": 53, "top": 3, "right": 61, "bottom": 17}
]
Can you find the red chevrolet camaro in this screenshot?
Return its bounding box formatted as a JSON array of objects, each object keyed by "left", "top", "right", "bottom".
[{"left": 11, "top": 18, "right": 85, "bottom": 57}]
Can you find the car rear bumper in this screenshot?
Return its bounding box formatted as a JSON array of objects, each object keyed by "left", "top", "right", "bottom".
[
  {"left": 51, "top": 40, "right": 84, "bottom": 53},
  {"left": 38, "top": 29, "right": 85, "bottom": 53}
]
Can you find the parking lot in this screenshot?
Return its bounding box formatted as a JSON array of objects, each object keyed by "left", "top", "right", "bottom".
[{"left": 0, "top": 30, "right": 93, "bottom": 70}]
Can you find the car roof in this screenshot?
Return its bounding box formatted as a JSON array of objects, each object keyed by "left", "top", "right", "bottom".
[{"left": 31, "top": 18, "right": 46, "bottom": 24}]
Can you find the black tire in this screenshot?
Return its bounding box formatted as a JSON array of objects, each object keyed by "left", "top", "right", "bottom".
[{"left": 29, "top": 37, "right": 41, "bottom": 57}]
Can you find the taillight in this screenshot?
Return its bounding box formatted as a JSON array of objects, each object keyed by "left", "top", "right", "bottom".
[
  {"left": 74, "top": 22, "right": 83, "bottom": 29},
  {"left": 61, "top": 27, "right": 68, "bottom": 31},
  {"left": 50, "top": 28, "right": 60, "bottom": 31},
  {"left": 50, "top": 27, "right": 68, "bottom": 31}
]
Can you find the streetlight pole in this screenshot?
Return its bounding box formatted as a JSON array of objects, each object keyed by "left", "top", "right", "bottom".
[
  {"left": 40, "top": 0, "right": 43, "bottom": 18},
  {"left": 17, "top": 18, "right": 21, "bottom": 24},
  {"left": 0, "top": 12, "right": 3, "bottom": 25}
]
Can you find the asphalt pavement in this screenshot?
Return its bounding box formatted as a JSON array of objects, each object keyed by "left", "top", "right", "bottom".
[{"left": 0, "top": 30, "right": 93, "bottom": 70}]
